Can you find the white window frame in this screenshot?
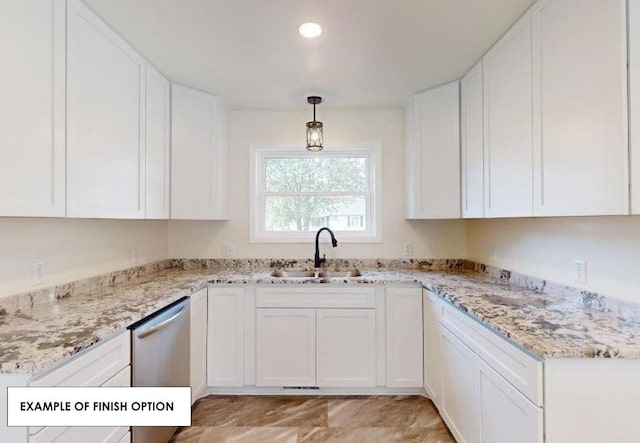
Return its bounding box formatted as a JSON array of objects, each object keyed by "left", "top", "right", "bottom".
[{"left": 250, "top": 144, "right": 382, "bottom": 243}]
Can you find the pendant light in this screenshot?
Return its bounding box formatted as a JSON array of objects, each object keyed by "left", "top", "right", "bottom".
[{"left": 306, "top": 96, "right": 323, "bottom": 151}]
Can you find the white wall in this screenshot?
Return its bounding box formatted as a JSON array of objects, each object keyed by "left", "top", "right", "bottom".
[
  {"left": 0, "top": 218, "right": 168, "bottom": 297},
  {"left": 467, "top": 216, "right": 640, "bottom": 303},
  {"left": 168, "top": 109, "right": 467, "bottom": 260}
]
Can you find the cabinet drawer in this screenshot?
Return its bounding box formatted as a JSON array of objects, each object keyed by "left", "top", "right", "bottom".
[
  {"left": 30, "top": 425, "right": 129, "bottom": 443},
  {"left": 30, "top": 367, "right": 130, "bottom": 436},
  {"left": 440, "top": 303, "right": 542, "bottom": 406},
  {"left": 256, "top": 287, "right": 375, "bottom": 308},
  {"left": 30, "top": 331, "right": 130, "bottom": 388},
  {"left": 103, "top": 366, "right": 131, "bottom": 387}
]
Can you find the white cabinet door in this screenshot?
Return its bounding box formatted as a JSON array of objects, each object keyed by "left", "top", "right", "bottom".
[
  {"left": 145, "top": 63, "right": 171, "bottom": 219},
  {"left": 0, "top": 1, "right": 65, "bottom": 217},
  {"left": 461, "top": 61, "right": 484, "bottom": 219},
  {"left": 171, "top": 83, "right": 228, "bottom": 220},
  {"left": 66, "top": 0, "right": 145, "bottom": 218},
  {"left": 532, "top": 0, "right": 627, "bottom": 216},
  {"left": 256, "top": 308, "right": 316, "bottom": 387},
  {"left": 316, "top": 309, "right": 376, "bottom": 388},
  {"left": 207, "top": 287, "right": 244, "bottom": 387},
  {"left": 441, "top": 326, "right": 475, "bottom": 443},
  {"left": 475, "top": 356, "right": 542, "bottom": 443},
  {"left": 190, "top": 288, "right": 207, "bottom": 402},
  {"left": 385, "top": 288, "right": 423, "bottom": 387},
  {"left": 423, "top": 290, "right": 442, "bottom": 408},
  {"left": 483, "top": 11, "right": 533, "bottom": 218},
  {"left": 405, "top": 81, "right": 461, "bottom": 219}
]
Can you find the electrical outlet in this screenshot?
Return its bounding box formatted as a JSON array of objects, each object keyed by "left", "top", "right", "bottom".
[
  {"left": 489, "top": 246, "right": 497, "bottom": 261},
  {"left": 131, "top": 248, "right": 138, "bottom": 264},
  {"left": 573, "top": 260, "right": 587, "bottom": 284},
  {"left": 404, "top": 243, "right": 413, "bottom": 258},
  {"left": 32, "top": 262, "right": 45, "bottom": 285},
  {"left": 222, "top": 243, "right": 236, "bottom": 258}
]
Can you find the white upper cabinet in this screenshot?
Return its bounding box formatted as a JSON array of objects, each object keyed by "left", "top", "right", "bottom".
[
  {"left": 66, "top": 0, "right": 146, "bottom": 218},
  {"left": 405, "top": 81, "right": 461, "bottom": 219},
  {"left": 532, "top": 0, "right": 628, "bottom": 216},
  {"left": 0, "top": 1, "right": 65, "bottom": 217},
  {"left": 460, "top": 61, "right": 484, "bottom": 219},
  {"left": 171, "top": 84, "right": 229, "bottom": 220},
  {"left": 145, "top": 64, "right": 171, "bottom": 219},
  {"left": 483, "top": 11, "right": 533, "bottom": 218}
]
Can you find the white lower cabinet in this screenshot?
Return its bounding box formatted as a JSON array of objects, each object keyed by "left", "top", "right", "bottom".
[
  {"left": 190, "top": 288, "right": 207, "bottom": 402},
  {"left": 434, "top": 296, "right": 543, "bottom": 443},
  {"left": 255, "top": 307, "right": 377, "bottom": 388},
  {"left": 386, "top": 287, "right": 423, "bottom": 387},
  {"left": 30, "top": 367, "right": 130, "bottom": 443},
  {"left": 207, "top": 287, "right": 244, "bottom": 387},
  {"left": 423, "top": 290, "right": 442, "bottom": 407},
  {"left": 254, "top": 286, "right": 378, "bottom": 389},
  {"left": 316, "top": 309, "right": 376, "bottom": 388},
  {"left": 256, "top": 308, "right": 316, "bottom": 387},
  {"left": 30, "top": 422, "right": 128, "bottom": 443},
  {"left": 441, "top": 326, "right": 476, "bottom": 443},
  {"left": 26, "top": 332, "right": 131, "bottom": 443},
  {"left": 475, "top": 357, "right": 542, "bottom": 443}
]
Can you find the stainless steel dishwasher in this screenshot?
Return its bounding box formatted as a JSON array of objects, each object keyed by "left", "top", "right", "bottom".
[{"left": 131, "top": 297, "right": 190, "bottom": 443}]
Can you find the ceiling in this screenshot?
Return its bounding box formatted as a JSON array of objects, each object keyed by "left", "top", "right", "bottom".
[{"left": 84, "top": 0, "right": 535, "bottom": 110}]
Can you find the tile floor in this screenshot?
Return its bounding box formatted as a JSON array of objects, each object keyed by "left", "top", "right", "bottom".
[{"left": 170, "top": 395, "right": 455, "bottom": 442}]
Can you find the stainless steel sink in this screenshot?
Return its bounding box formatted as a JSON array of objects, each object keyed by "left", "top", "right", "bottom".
[
  {"left": 269, "top": 269, "right": 362, "bottom": 278},
  {"left": 269, "top": 270, "right": 317, "bottom": 278},
  {"left": 317, "top": 269, "right": 362, "bottom": 278}
]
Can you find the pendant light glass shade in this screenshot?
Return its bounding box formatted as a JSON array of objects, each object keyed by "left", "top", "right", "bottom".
[
  {"left": 306, "top": 96, "right": 323, "bottom": 151},
  {"left": 306, "top": 120, "right": 323, "bottom": 151}
]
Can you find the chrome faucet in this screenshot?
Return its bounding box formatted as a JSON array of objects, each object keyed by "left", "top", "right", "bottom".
[{"left": 314, "top": 227, "right": 338, "bottom": 268}]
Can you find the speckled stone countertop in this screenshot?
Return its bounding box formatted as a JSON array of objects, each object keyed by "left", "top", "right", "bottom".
[{"left": 2, "top": 259, "right": 640, "bottom": 376}]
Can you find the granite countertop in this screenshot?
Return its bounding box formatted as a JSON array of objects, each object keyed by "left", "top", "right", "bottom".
[{"left": 1, "top": 263, "right": 640, "bottom": 376}]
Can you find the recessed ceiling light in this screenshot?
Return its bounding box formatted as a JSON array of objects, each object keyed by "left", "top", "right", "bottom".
[{"left": 299, "top": 22, "right": 322, "bottom": 39}]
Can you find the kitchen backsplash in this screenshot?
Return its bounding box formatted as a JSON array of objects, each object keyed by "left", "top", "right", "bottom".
[
  {"left": 168, "top": 258, "right": 470, "bottom": 271},
  {"left": 471, "top": 262, "right": 640, "bottom": 320}
]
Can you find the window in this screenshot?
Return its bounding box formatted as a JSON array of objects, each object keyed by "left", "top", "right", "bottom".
[
  {"left": 348, "top": 215, "right": 364, "bottom": 229},
  {"left": 251, "top": 146, "right": 381, "bottom": 242}
]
